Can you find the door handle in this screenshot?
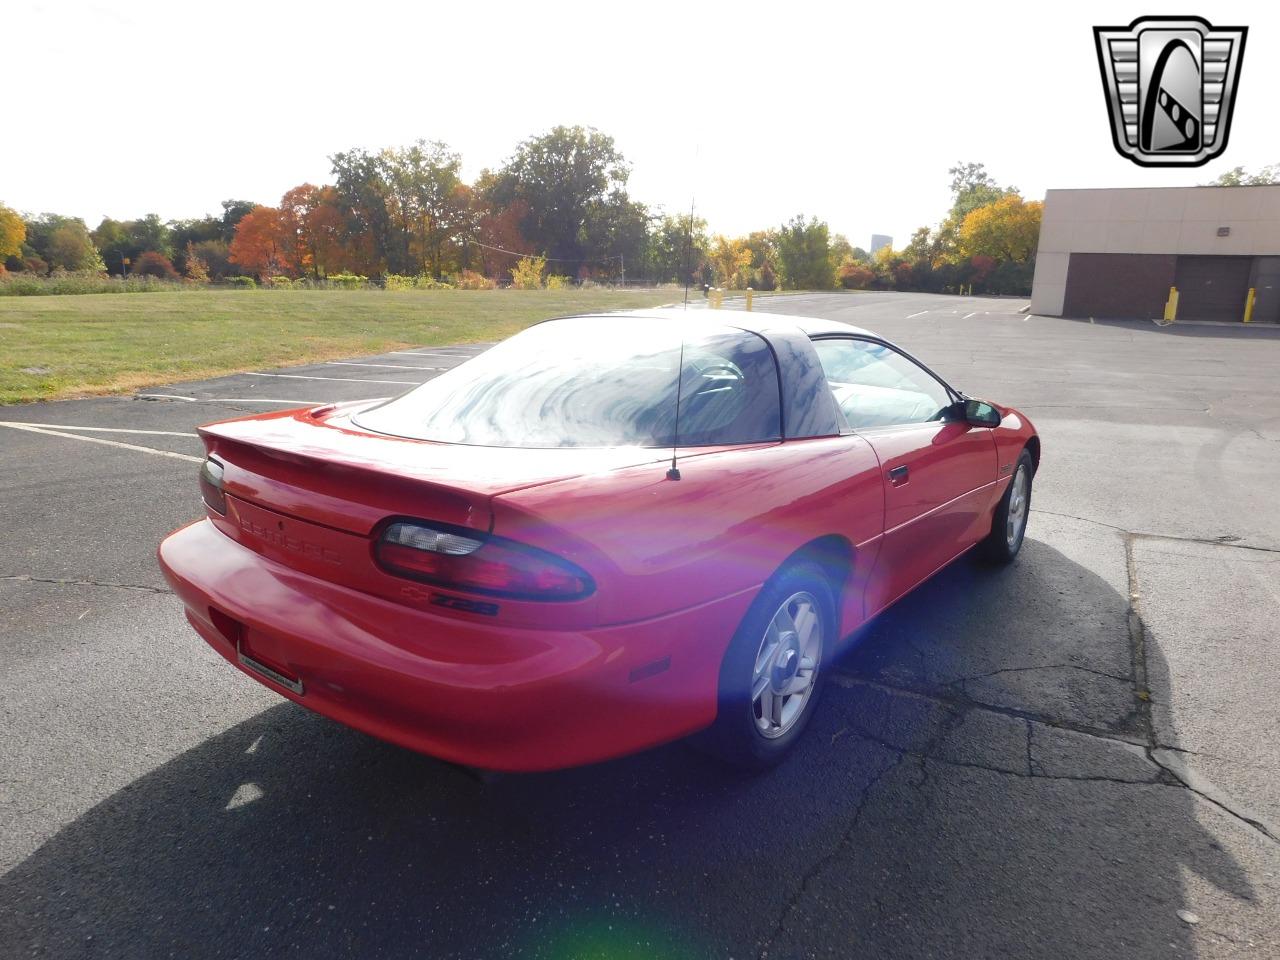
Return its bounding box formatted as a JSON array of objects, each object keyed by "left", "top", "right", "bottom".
[{"left": 888, "top": 465, "right": 909, "bottom": 486}]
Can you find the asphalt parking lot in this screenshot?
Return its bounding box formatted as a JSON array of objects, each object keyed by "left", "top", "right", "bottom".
[{"left": 2, "top": 291, "right": 1278, "bottom": 959}]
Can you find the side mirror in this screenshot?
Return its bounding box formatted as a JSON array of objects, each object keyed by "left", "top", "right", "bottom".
[{"left": 962, "top": 398, "right": 1002, "bottom": 428}]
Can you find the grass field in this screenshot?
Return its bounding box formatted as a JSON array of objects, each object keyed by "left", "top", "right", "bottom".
[{"left": 0, "top": 288, "right": 678, "bottom": 404}]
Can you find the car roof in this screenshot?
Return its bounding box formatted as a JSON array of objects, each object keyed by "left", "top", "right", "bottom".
[{"left": 600, "top": 307, "right": 876, "bottom": 341}]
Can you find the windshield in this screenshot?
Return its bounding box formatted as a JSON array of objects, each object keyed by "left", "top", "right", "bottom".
[{"left": 353, "top": 317, "right": 782, "bottom": 448}]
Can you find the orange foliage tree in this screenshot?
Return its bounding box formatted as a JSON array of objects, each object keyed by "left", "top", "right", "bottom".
[{"left": 228, "top": 206, "right": 294, "bottom": 278}]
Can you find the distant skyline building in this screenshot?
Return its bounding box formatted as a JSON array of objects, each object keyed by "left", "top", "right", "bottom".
[{"left": 870, "top": 234, "right": 892, "bottom": 255}]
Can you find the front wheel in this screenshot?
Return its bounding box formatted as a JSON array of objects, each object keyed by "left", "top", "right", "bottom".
[
  {"left": 702, "top": 562, "right": 835, "bottom": 769},
  {"left": 979, "top": 448, "right": 1034, "bottom": 564}
]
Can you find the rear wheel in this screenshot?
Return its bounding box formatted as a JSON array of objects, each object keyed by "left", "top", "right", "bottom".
[
  {"left": 979, "top": 448, "right": 1033, "bottom": 564},
  {"left": 703, "top": 562, "right": 835, "bottom": 769}
]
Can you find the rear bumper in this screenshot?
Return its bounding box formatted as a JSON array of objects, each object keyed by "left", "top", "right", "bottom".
[{"left": 158, "top": 519, "right": 754, "bottom": 771}]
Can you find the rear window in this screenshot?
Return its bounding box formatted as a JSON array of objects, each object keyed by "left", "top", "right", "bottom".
[{"left": 353, "top": 317, "right": 782, "bottom": 448}]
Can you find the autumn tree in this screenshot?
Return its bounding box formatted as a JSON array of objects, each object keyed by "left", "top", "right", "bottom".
[
  {"left": 959, "top": 195, "right": 1043, "bottom": 262},
  {"left": 0, "top": 204, "right": 25, "bottom": 262},
  {"left": 228, "top": 206, "right": 293, "bottom": 278},
  {"left": 469, "top": 180, "right": 529, "bottom": 279},
  {"left": 707, "top": 235, "right": 752, "bottom": 288}
]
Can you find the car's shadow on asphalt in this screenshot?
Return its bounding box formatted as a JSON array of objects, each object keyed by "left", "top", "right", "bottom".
[{"left": 0, "top": 538, "right": 1257, "bottom": 959}]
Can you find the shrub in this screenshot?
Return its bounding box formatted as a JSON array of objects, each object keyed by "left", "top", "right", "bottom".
[
  {"left": 510, "top": 256, "right": 546, "bottom": 289},
  {"left": 0, "top": 271, "right": 177, "bottom": 296},
  {"left": 264, "top": 275, "right": 295, "bottom": 288},
  {"left": 132, "top": 251, "right": 179, "bottom": 280},
  {"left": 545, "top": 274, "right": 571, "bottom": 290},
  {"left": 184, "top": 242, "right": 209, "bottom": 282},
  {"left": 837, "top": 261, "right": 876, "bottom": 289},
  {"left": 327, "top": 273, "right": 367, "bottom": 289},
  {"left": 453, "top": 269, "right": 495, "bottom": 290},
  {"left": 224, "top": 275, "right": 256, "bottom": 288}
]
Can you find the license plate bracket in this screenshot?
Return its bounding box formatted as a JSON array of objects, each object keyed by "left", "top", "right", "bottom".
[{"left": 237, "top": 631, "right": 304, "bottom": 695}]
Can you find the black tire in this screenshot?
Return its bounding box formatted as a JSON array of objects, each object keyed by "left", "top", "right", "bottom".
[
  {"left": 701, "top": 561, "right": 836, "bottom": 770},
  {"left": 979, "top": 448, "right": 1034, "bottom": 564}
]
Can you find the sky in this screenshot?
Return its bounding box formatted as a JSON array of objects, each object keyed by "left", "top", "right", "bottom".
[{"left": 5, "top": 1, "right": 1277, "bottom": 251}]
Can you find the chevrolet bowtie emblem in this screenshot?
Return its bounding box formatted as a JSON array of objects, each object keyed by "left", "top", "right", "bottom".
[{"left": 1094, "top": 16, "right": 1247, "bottom": 167}]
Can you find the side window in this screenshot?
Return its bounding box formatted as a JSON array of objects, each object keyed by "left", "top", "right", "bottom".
[
  {"left": 671, "top": 330, "right": 781, "bottom": 446},
  {"left": 811, "top": 338, "right": 954, "bottom": 430}
]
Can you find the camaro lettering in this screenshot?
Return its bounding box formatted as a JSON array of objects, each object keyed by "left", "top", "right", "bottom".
[{"left": 238, "top": 516, "right": 343, "bottom": 566}]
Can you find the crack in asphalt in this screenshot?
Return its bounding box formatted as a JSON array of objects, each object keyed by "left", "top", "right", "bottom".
[
  {"left": 1032, "top": 508, "right": 1280, "bottom": 555},
  {"left": 1122, "top": 534, "right": 1280, "bottom": 845},
  {"left": 831, "top": 672, "right": 1148, "bottom": 749},
  {"left": 841, "top": 717, "right": 1162, "bottom": 786},
  {"left": 826, "top": 672, "right": 1280, "bottom": 848},
  {"left": 948, "top": 662, "right": 1133, "bottom": 689},
  {"left": 0, "top": 575, "right": 172, "bottom": 595},
  {"left": 756, "top": 749, "right": 909, "bottom": 960}
]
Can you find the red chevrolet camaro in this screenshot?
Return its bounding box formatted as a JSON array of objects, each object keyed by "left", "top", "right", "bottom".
[{"left": 159, "top": 311, "right": 1038, "bottom": 771}]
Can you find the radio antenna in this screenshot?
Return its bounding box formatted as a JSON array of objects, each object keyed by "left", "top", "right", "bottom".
[{"left": 666, "top": 332, "right": 686, "bottom": 481}]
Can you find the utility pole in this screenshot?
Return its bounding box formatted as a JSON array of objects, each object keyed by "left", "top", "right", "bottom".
[{"left": 620, "top": 254, "right": 625, "bottom": 288}]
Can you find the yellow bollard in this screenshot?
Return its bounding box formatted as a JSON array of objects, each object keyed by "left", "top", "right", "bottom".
[
  {"left": 1244, "top": 287, "right": 1256, "bottom": 323},
  {"left": 710, "top": 288, "right": 722, "bottom": 309},
  {"left": 745, "top": 287, "right": 754, "bottom": 312},
  {"left": 1163, "top": 286, "right": 1179, "bottom": 322}
]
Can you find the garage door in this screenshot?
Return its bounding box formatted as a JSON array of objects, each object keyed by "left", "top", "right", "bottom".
[
  {"left": 1174, "top": 256, "right": 1252, "bottom": 322},
  {"left": 1062, "top": 253, "right": 1176, "bottom": 319}
]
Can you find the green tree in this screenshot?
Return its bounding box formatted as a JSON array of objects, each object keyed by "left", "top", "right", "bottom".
[
  {"left": 24, "top": 215, "right": 103, "bottom": 272},
  {"left": 92, "top": 215, "right": 175, "bottom": 274},
  {"left": 330, "top": 148, "right": 396, "bottom": 274},
  {"left": 0, "top": 204, "right": 25, "bottom": 261},
  {"left": 1205, "top": 163, "right": 1280, "bottom": 186},
  {"left": 381, "top": 140, "right": 468, "bottom": 277},
  {"left": 168, "top": 216, "right": 221, "bottom": 273},
  {"left": 775, "top": 215, "right": 835, "bottom": 290},
  {"left": 948, "top": 161, "right": 1015, "bottom": 220},
  {"left": 220, "top": 200, "right": 257, "bottom": 242},
  {"left": 579, "top": 191, "right": 650, "bottom": 282},
  {"left": 643, "top": 212, "right": 708, "bottom": 285},
  {"left": 486, "top": 126, "right": 632, "bottom": 274}
]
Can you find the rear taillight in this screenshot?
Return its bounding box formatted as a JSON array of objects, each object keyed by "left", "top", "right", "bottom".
[
  {"left": 199, "top": 457, "right": 227, "bottom": 515},
  {"left": 374, "top": 520, "right": 593, "bottom": 602}
]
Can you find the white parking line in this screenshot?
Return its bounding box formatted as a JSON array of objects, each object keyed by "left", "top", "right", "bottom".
[
  {"left": 245, "top": 372, "right": 417, "bottom": 385},
  {"left": 0, "top": 422, "right": 202, "bottom": 462},
  {"left": 137, "top": 394, "right": 328, "bottom": 404},
  {"left": 962, "top": 312, "right": 979, "bottom": 319},
  {"left": 905, "top": 310, "right": 929, "bottom": 319},
  {"left": 391, "top": 350, "right": 477, "bottom": 359},
  {"left": 0, "top": 422, "right": 196, "bottom": 437},
  {"left": 325, "top": 361, "right": 446, "bottom": 371}
]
